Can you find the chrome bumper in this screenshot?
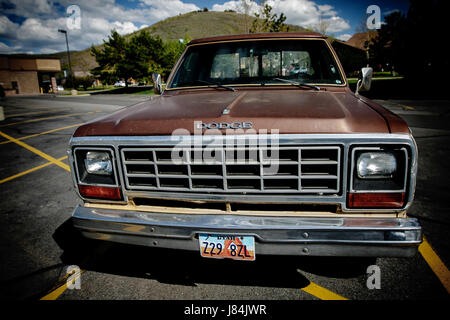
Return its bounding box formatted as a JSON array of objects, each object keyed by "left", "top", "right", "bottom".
[{"left": 72, "top": 205, "right": 422, "bottom": 257}]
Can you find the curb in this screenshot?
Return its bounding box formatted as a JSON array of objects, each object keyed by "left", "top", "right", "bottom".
[{"left": 56, "top": 93, "right": 91, "bottom": 97}]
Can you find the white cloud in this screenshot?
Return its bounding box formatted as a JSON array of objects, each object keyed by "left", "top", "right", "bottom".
[
  {"left": 112, "top": 21, "right": 139, "bottom": 35},
  {"left": 336, "top": 33, "right": 352, "bottom": 41},
  {"left": 0, "top": 41, "right": 9, "bottom": 51},
  {"left": 84, "top": 17, "right": 138, "bottom": 35},
  {"left": 323, "top": 16, "right": 351, "bottom": 33},
  {"left": 212, "top": 0, "right": 259, "bottom": 15},
  {"left": 0, "top": 0, "right": 200, "bottom": 53},
  {"left": 34, "top": 0, "right": 53, "bottom": 14},
  {"left": 318, "top": 5, "right": 336, "bottom": 17},
  {"left": 0, "top": 0, "right": 55, "bottom": 18},
  {"left": 0, "top": 13, "right": 140, "bottom": 53},
  {"left": 214, "top": 0, "right": 351, "bottom": 34},
  {"left": 16, "top": 18, "right": 66, "bottom": 42},
  {"left": 140, "top": 0, "right": 201, "bottom": 21},
  {"left": 0, "top": 15, "right": 20, "bottom": 39},
  {"left": 0, "top": 41, "right": 20, "bottom": 54}
]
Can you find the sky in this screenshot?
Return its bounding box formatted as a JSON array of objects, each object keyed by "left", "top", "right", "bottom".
[{"left": 0, "top": 0, "right": 410, "bottom": 54}]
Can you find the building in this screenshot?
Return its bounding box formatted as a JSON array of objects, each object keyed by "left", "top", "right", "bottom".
[
  {"left": 0, "top": 55, "right": 61, "bottom": 95},
  {"left": 331, "top": 40, "right": 367, "bottom": 77},
  {"left": 345, "top": 31, "right": 378, "bottom": 50}
]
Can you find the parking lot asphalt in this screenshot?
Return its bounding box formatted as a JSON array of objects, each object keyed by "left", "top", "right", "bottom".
[{"left": 0, "top": 94, "right": 448, "bottom": 301}]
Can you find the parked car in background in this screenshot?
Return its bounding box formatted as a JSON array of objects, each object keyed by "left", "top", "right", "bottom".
[{"left": 114, "top": 81, "right": 126, "bottom": 87}]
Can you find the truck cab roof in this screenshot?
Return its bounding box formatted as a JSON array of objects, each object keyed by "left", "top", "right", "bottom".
[{"left": 188, "top": 32, "right": 327, "bottom": 46}]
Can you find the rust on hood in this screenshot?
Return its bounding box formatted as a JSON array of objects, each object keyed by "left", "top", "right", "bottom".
[{"left": 73, "top": 87, "right": 409, "bottom": 137}]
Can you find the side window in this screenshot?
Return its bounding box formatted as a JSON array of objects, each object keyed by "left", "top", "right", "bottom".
[
  {"left": 318, "top": 44, "right": 341, "bottom": 82},
  {"left": 174, "top": 51, "right": 201, "bottom": 86},
  {"left": 210, "top": 53, "right": 239, "bottom": 79}
]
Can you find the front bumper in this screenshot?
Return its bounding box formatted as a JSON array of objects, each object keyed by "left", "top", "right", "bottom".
[{"left": 72, "top": 205, "right": 422, "bottom": 257}]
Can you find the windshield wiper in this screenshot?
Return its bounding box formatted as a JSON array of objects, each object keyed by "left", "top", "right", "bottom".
[
  {"left": 194, "top": 80, "right": 235, "bottom": 92},
  {"left": 271, "top": 78, "right": 320, "bottom": 91}
]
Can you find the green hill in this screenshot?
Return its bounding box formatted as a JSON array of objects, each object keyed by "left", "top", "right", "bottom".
[
  {"left": 138, "top": 10, "right": 308, "bottom": 41},
  {"left": 52, "top": 10, "right": 310, "bottom": 73}
]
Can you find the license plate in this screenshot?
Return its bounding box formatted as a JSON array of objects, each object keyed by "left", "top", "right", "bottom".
[{"left": 199, "top": 234, "right": 255, "bottom": 261}]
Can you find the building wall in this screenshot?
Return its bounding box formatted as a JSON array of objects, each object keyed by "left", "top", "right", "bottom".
[
  {"left": 0, "top": 57, "right": 9, "bottom": 69},
  {"left": 9, "top": 59, "right": 38, "bottom": 71},
  {"left": 0, "top": 70, "right": 39, "bottom": 94},
  {"left": 0, "top": 57, "right": 61, "bottom": 72},
  {"left": 36, "top": 59, "right": 61, "bottom": 72},
  {"left": 0, "top": 56, "right": 61, "bottom": 95}
]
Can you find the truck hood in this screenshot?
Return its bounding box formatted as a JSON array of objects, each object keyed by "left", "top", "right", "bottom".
[{"left": 73, "top": 89, "right": 407, "bottom": 137}]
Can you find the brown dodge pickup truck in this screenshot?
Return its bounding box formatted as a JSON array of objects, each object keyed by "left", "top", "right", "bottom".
[{"left": 68, "top": 33, "right": 421, "bottom": 260}]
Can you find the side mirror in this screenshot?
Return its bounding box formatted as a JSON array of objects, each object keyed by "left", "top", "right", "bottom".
[
  {"left": 152, "top": 73, "right": 162, "bottom": 94},
  {"left": 355, "top": 67, "right": 373, "bottom": 95}
]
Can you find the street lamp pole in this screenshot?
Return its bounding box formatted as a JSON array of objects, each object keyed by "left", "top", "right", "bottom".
[{"left": 58, "top": 29, "right": 74, "bottom": 88}]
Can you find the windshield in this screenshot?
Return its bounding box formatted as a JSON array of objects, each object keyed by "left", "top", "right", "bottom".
[{"left": 169, "top": 39, "right": 344, "bottom": 89}]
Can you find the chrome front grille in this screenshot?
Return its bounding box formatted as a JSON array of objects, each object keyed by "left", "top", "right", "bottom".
[{"left": 120, "top": 146, "right": 341, "bottom": 194}]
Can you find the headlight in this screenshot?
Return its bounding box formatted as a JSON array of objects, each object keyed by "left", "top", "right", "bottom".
[
  {"left": 357, "top": 152, "right": 397, "bottom": 179},
  {"left": 349, "top": 147, "right": 409, "bottom": 209},
  {"left": 74, "top": 148, "right": 116, "bottom": 186},
  {"left": 73, "top": 148, "right": 121, "bottom": 200},
  {"left": 85, "top": 151, "right": 112, "bottom": 175}
]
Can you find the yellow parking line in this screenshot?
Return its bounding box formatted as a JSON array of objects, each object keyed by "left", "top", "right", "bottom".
[
  {"left": 0, "top": 123, "right": 82, "bottom": 146},
  {"left": 0, "top": 110, "right": 101, "bottom": 128},
  {"left": 40, "top": 282, "right": 70, "bottom": 300},
  {"left": 419, "top": 237, "right": 450, "bottom": 293},
  {"left": 0, "top": 131, "right": 70, "bottom": 172},
  {"left": 301, "top": 281, "right": 349, "bottom": 300},
  {"left": 40, "top": 270, "right": 84, "bottom": 300},
  {"left": 0, "top": 156, "right": 68, "bottom": 184},
  {"left": 5, "top": 108, "right": 71, "bottom": 118}
]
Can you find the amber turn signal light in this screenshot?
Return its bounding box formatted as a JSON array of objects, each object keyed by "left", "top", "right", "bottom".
[
  {"left": 348, "top": 192, "right": 405, "bottom": 208},
  {"left": 78, "top": 185, "right": 122, "bottom": 200}
]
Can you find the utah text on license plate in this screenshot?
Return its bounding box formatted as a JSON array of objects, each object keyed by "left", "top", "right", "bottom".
[{"left": 199, "top": 234, "right": 255, "bottom": 261}]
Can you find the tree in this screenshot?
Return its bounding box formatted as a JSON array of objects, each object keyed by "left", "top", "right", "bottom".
[
  {"left": 125, "top": 31, "right": 166, "bottom": 82},
  {"left": 91, "top": 30, "right": 131, "bottom": 87},
  {"left": 249, "top": 3, "right": 289, "bottom": 33},
  {"left": 239, "top": 0, "right": 252, "bottom": 33},
  {"left": 91, "top": 30, "right": 188, "bottom": 86},
  {"left": 311, "top": 17, "right": 331, "bottom": 35},
  {"left": 369, "top": 11, "right": 407, "bottom": 74},
  {"left": 355, "top": 18, "right": 378, "bottom": 64},
  {"left": 74, "top": 75, "right": 95, "bottom": 91},
  {"left": 162, "top": 37, "right": 189, "bottom": 76},
  {"left": 369, "top": 0, "right": 450, "bottom": 81}
]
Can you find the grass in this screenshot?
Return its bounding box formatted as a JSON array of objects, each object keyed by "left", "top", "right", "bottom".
[
  {"left": 373, "top": 71, "right": 394, "bottom": 77},
  {"left": 347, "top": 76, "right": 403, "bottom": 84},
  {"left": 83, "top": 86, "right": 112, "bottom": 91},
  {"left": 75, "top": 86, "right": 115, "bottom": 92}
]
